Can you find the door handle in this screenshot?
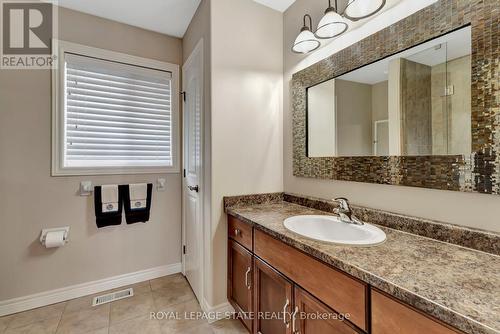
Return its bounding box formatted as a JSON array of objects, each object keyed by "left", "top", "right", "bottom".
[
  {"left": 245, "top": 267, "right": 251, "bottom": 289},
  {"left": 234, "top": 229, "right": 241, "bottom": 237},
  {"left": 292, "top": 306, "right": 299, "bottom": 334},
  {"left": 187, "top": 185, "right": 199, "bottom": 192},
  {"left": 283, "top": 298, "right": 290, "bottom": 327}
]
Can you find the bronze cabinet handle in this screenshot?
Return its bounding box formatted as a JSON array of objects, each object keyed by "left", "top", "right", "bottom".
[
  {"left": 292, "top": 306, "right": 299, "bottom": 334},
  {"left": 283, "top": 298, "right": 290, "bottom": 327},
  {"left": 245, "top": 267, "right": 251, "bottom": 289}
]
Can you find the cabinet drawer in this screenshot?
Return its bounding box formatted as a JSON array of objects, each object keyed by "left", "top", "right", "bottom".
[
  {"left": 228, "top": 215, "right": 253, "bottom": 251},
  {"left": 371, "top": 290, "right": 461, "bottom": 334},
  {"left": 254, "top": 229, "right": 367, "bottom": 331}
]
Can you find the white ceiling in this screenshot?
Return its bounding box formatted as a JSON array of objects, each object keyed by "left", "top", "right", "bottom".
[
  {"left": 56, "top": 0, "right": 297, "bottom": 38},
  {"left": 253, "top": 0, "right": 297, "bottom": 12},
  {"left": 56, "top": 0, "right": 202, "bottom": 38}
]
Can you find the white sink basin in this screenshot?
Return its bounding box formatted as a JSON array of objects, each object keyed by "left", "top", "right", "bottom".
[{"left": 283, "top": 215, "right": 386, "bottom": 246}]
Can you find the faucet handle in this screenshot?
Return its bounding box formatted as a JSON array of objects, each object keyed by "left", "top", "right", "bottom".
[{"left": 334, "top": 197, "right": 350, "bottom": 210}]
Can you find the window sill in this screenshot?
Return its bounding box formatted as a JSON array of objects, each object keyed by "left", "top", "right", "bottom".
[{"left": 51, "top": 166, "right": 180, "bottom": 176}]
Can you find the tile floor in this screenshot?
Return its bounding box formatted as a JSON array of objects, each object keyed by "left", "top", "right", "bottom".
[{"left": 0, "top": 274, "right": 247, "bottom": 334}]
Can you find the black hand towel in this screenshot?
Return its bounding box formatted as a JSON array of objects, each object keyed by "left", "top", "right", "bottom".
[
  {"left": 120, "top": 184, "right": 153, "bottom": 224},
  {"left": 94, "top": 186, "right": 123, "bottom": 228}
]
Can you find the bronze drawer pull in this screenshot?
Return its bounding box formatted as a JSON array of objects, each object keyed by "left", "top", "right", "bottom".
[
  {"left": 245, "top": 267, "right": 251, "bottom": 289},
  {"left": 283, "top": 298, "right": 290, "bottom": 327},
  {"left": 292, "top": 306, "right": 299, "bottom": 333}
]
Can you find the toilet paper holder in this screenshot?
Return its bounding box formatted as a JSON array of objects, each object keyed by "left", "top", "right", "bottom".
[{"left": 40, "top": 227, "right": 70, "bottom": 246}]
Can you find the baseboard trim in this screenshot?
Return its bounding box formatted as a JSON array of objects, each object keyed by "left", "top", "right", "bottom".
[
  {"left": 0, "top": 263, "right": 181, "bottom": 317},
  {"left": 200, "top": 299, "right": 235, "bottom": 323}
]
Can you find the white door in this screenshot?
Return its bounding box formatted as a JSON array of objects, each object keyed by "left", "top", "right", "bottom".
[
  {"left": 182, "top": 40, "right": 203, "bottom": 302},
  {"left": 374, "top": 120, "right": 389, "bottom": 156}
]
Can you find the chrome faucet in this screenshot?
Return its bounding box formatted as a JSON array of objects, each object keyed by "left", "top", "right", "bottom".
[{"left": 333, "top": 197, "right": 364, "bottom": 225}]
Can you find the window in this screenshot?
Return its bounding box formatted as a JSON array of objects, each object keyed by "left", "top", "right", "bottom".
[{"left": 52, "top": 41, "right": 179, "bottom": 175}]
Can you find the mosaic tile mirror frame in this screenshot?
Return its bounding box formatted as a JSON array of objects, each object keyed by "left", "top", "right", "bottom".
[{"left": 292, "top": 0, "right": 500, "bottom": 194}]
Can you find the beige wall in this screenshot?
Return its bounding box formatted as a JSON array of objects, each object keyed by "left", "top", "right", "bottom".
[
  {"left": 183, "top": 0, "right": 283, "bottom": 308},
  {"left": 0, "top": 7, "right": 183, "bottom": 300},
  {"left": 284, "top": 0, "right": 500, "bottom": 233},
  {"left": 372, "top": 81, "right": 388, "bottom": 122},
  {"left": 335, "top": 79, "right": 373, "bottom": 156},
  {"left": 210, "top": 0, "right": 283, "bottom": 306},
  {"left": 308, "top": 80, "right": 336, "bottom": 157},
  {"left": 183, "top": 0, "right": 210, "bottom": 64}
]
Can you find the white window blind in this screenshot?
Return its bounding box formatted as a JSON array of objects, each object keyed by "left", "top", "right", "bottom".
[{"left": 63, "top": 53, "right": 173, "bottom": 169}]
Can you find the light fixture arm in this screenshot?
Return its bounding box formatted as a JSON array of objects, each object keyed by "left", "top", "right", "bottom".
[
  {"left": 325, "top": 0, "right": 339, "bottom": 14},
  {"left": 302, "top": 14, "right": 313, "bottom": 31}
]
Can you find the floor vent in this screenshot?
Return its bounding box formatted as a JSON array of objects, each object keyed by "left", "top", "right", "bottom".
[{"left": 92, "top": 288, "right": 134, "bottom": 306}]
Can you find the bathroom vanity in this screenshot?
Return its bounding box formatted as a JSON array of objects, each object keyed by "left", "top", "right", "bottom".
[
  {"left": 223, "top": 2, "right": 500, "bottom": 332},
  {"left": 224, "top": 194, "right": 499, "bottom": 334}
]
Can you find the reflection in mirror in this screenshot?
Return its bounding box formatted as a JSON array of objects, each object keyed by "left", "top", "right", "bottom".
[{"left": 307, "top": 26, "right": 471, "bottom": 158}]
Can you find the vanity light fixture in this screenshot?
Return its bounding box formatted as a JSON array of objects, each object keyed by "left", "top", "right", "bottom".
[
  {"left": 315, "top": 0, "right": 348, "bottom": 39},
  {"left": 292, "top": 14, "right": 321, "bottom": 54},
  {"left": 344, "top": 0, "right": 386, "bottom": 21},
  {"left": 293, "top": 0, "right": 386, "bottom": 54}
]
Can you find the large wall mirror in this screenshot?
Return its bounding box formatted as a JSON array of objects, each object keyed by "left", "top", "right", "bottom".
[
  {"left": 307, "top": 27, "right": 471, "bottom": 158},
  {"left": 292, "top": 0, "right": 499, "bottom": 194}
]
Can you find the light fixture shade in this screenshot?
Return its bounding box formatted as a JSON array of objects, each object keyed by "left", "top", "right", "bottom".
[
  {"left": 292, "top": 28, "right": 321, "bottom": 54},
  {"left": 344, "top": 0, "right": 386, "bottom": 20},
  {"left": 315, "top": 10, "right": 348, "bottom": 39}
]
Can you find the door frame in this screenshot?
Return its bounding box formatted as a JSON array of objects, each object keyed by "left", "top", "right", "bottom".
[{"left": 181, "top": 38, "right": 204, "bottom": 302}]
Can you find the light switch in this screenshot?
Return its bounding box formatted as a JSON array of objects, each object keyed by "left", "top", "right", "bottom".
[
  {"left": 80, "top": 181, "right": 93, "bottom": 196},
  {"left": 157, "top": 178, "right": 166, "bottom": 191}
]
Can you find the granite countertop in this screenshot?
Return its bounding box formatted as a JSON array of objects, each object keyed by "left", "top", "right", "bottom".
[{"left": 226, "top": 201, "right": 500, "bottom": 334}]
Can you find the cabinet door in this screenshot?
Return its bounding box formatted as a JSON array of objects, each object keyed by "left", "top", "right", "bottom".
[
  {"left": 228, "top": 239, "right": 253, "bottom": 332},
  {"left": 293, "top": 287, "right": 361, "bottom": 334},
  {"left": 254, "top": 258, "right": 293, "bottom": 334},
  {"left": 371, "top": 290, "right": 461, "bottom": 334}
]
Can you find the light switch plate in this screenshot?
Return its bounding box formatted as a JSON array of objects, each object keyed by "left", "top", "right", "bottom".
[
  {"left": 157, "top": 178, "right": 166, "bottom": 191},
  {"left": 80, "top": 181, "right": 93, "bottom": 196}
]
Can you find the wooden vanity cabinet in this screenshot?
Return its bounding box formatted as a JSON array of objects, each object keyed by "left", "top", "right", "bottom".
[
  {"left": 253, "top": 257, "right": 293, "bottom": 334},
  {"left": 254, "top": 229, "right": 368, "bottom": 331},
  {"left": 228, "top": 239, "right": 253, "bottom": 332},
  {"left": 227, "top": 214, "right": 463, "bottom": 334}
]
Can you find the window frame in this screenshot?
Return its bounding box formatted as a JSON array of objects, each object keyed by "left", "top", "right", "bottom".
[{"left": 52, "top": 40, "right": 180, "bottom": 176}]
